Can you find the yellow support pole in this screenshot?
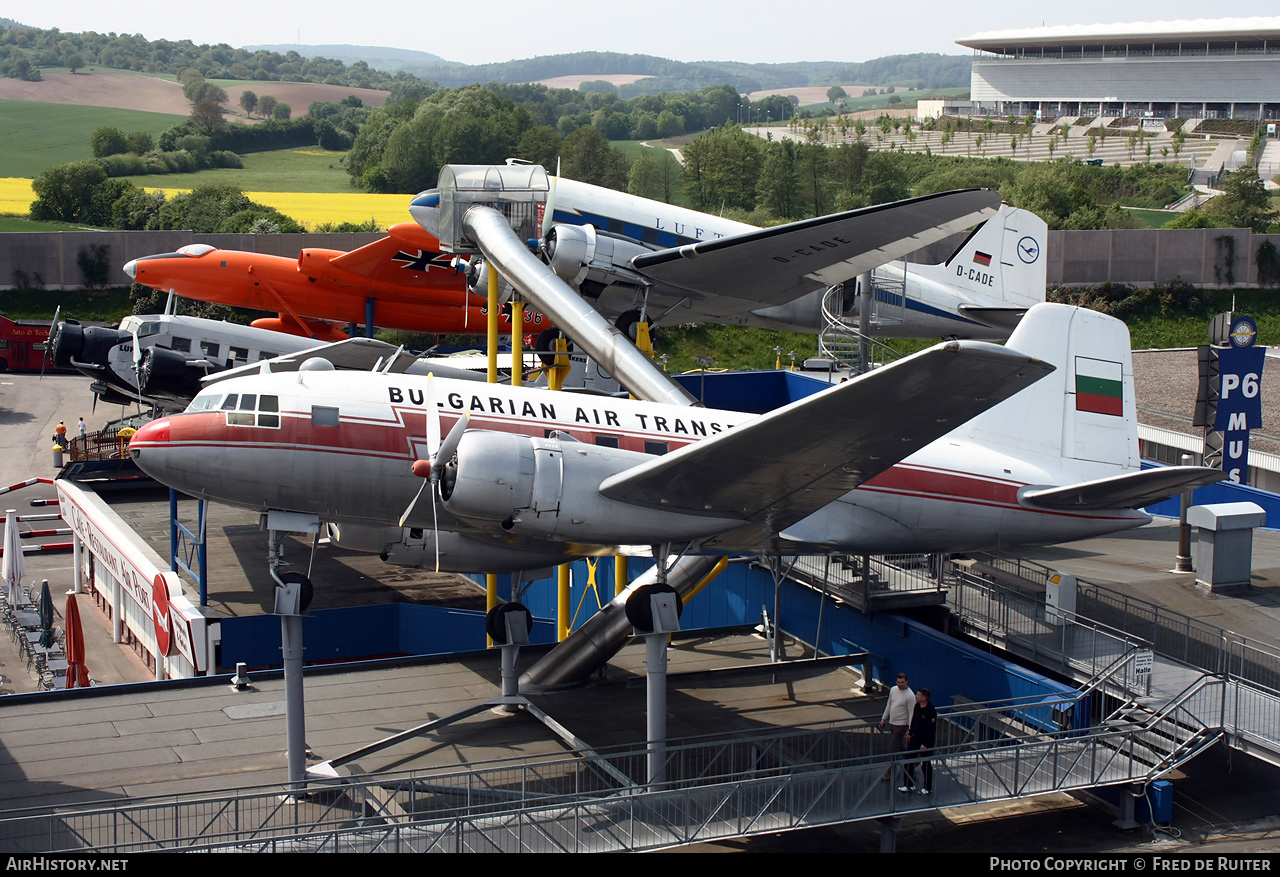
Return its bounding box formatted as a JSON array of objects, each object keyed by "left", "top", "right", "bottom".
[
  {"left": 685, "top": 556, "right": 729, "bottom": 603},
  {"left": 614, "top": 554, "right": 628, "bottom": 596},
  {"left": 487, "top": 268, "right": 500, "bottom": 384},
  {"left": 486, "top": 573, "right": 498, "bottom": 648},
  {"left": 635, "top": 321, "right": 654, "bottom": 359},
  {"left": 510, "top": 298, "right": 524, "bottom": 387},
  {"left": 548, "top": 338, "right": 569, "bottom": 392},
  {"left": 557, "top": 564, "right": 571, "bottom": 642}
]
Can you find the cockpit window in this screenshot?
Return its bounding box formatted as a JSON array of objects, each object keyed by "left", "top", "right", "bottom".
[
  {"left": 177, "top": 244, "right": 216, "bottom": 257},
  {"left": 226, "top": 393, "right": 280, "bottom": 428},
  {"left": 187, "top": 394, "right": 222, "bottom": 412},
  {"left": 137, "top": 322, "right": 160, "bottom": 338}
]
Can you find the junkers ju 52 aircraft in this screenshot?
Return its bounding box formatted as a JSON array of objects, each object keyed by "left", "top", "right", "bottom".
[
  {"left": 410, "top": 166, "right": 1046, "bottom": 340},
  {"left": 122, "top": 222, "right": 548, "bottom": 340},
  {"left": 127, "top": 304, "right": 1222, "bottom": 573}
]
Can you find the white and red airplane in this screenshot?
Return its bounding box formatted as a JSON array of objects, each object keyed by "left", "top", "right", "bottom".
[{"left": 126, "top": 304, "right": 1221, "bottom": 573}]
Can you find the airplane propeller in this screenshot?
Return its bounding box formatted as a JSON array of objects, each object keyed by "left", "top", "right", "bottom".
[
  {"left": 398, "top": 374, "right": 469, "bottom": 571},
  {"left": 40, "top": 306, "right": 60, "bottom": 380}
]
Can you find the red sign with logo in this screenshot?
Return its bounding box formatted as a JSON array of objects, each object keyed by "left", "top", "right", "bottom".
[{"left": 152, "top": 574, "right": 172, "bottom": 657}]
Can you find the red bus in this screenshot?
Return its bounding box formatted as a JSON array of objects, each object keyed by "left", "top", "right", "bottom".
[{"left": 0, "top": 314, "right": 55, "bottom": 372}]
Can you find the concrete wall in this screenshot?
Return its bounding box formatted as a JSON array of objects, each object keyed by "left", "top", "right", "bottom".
[
  {"left": 0, "top": 231, "right": 384, "bottom": 290},
  {"left": 972, "top": 55, "right": 1280, "bottom": 105},
  {"left": 3, "top": 228, "right": 1279, "bottom": 292},
  {"left": 910, "top": 228, "right": 1280, "bottom": 289}
]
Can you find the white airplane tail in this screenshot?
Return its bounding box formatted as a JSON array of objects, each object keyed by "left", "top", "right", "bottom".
[
  {"left": 908, "top": 204, "right": 1047, "bottom": 311},
  {"left": 964, "top": 303, "right": 1138, "bottom": 482}
]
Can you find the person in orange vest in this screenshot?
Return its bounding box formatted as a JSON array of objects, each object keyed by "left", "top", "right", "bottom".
[{"left": 54, "top": 420, "right": 67, "bottom": 446}]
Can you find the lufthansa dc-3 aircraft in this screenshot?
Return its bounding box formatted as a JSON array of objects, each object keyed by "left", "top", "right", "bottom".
[
  {"left": 411, "top": 168, "right": 1045, "bottom": 340},
  {"left": 127, "top": 304, "right": 1222, "bottom": 573},
  {"left": 122, "top": 223, "right": 548, "bottom": 339}
]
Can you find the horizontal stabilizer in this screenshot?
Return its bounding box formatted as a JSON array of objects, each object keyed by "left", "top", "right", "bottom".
[
  {"left": 631, "top": 189, "right": 1001, "bottom": 310},
  {"left": 955, "top": 305, "right": 1034, "bottom": 333},
  {"left": 1019, "top": 466, "right": 1227, "bottom": 511},
  {"left": 600, "top": 340, "right": 1053, "bottom": 534}
]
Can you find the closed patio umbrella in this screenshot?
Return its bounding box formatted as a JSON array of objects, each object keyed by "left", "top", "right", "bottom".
[
  {"left": 37, "top": 579, "right": 56, "bottom": 649},
  {"left": 2, "top": 508, "right": 24, "bottom": 605},
  {"left": 64, "top": 594, "right": 90, "bottom": 689}
]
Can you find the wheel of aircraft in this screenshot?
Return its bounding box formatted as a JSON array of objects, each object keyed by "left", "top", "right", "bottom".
[
  {"left": 615, "top": 309, "right": 642, "bottom": 342},
  {"left": 486, "top": 602, "right": 533, "bottom": 645},
  {"left": 276, "top": 571, "right": 314, "bottom": 614},
  {"left": 625, "top": 583, "right": 682, "bottom": 633},
  {"left": 534, "top": 327, "right": 574, "bottom": 367}
]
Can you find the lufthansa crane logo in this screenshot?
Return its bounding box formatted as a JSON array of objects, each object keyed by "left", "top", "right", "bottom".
[{"left": 1017, "top": 236, "right": 1040, "bottom": 264}]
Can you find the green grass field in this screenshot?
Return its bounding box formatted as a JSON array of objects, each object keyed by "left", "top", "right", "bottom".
[
  {"left": 0, "top": 215, "right": 91, "bottom": 232},
  {"left": 1124, "top": 208, "right": 1180, "bottom": 229},
  {"left": 0, "top": 100, "right": 187, "bottom": 178},
  {"left": 798, "top": 87, "right": 970, "bottom": 115},
  {"left": 147, "top": 147, "right": 358, "bottom": 193}
]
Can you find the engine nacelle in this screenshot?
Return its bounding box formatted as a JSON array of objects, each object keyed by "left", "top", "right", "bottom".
[
  {"left": 443, "top": 431, "right": 740, "bottom": 545},
  {"left": 327, "top": 521, "right": 570, "bottom": 575},
  {"left": 53, "top": 322, "right": 128, "bottom": 371},
  {"left": 542, "top": 224, "right": 652, "bottom": 294},
  {"left": 138, "top": 345, "right": 216, "bottom": 406}
]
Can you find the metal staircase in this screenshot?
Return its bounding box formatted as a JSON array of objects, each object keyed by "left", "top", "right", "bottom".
[{"left": 817, "top": 279, "right": 905, "bottom": 376}]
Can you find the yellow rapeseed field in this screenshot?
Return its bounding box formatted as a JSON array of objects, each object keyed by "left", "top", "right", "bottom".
[
  {"left": 0, "top": 178, "right": 35, "bottom": 216},
  {"left": 0, "top": 178, "right": 413, "bottom": 230}
]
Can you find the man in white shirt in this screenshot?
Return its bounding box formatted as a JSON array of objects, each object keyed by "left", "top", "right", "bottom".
[{"left": 879, "top": 672, "right": 915, "bottom": 761}]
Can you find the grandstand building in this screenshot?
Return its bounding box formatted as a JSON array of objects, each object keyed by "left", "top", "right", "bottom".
[{"left": 956, "top": 18, "right": 1280, "bottom": 120}]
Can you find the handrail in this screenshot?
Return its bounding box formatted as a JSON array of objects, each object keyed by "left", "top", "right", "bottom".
[{"left": 818, "top": 284, "right": 904, "bottom": 373}]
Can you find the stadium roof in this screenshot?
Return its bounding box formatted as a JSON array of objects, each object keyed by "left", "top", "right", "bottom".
[{"left": 957, "top": 17, "right": 1280, "bottom": 50}]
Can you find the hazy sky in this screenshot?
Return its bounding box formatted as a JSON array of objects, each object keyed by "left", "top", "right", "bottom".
[{"left": 10, "top": 1, "right": 1280, "bottom": 65}]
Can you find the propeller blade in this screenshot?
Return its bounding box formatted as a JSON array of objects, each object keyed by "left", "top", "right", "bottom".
[
  {"left": 434, "top": 411, "right": 469, "bottom": 477},
  {"left": 398, "top": 478, "right": 429, "bottom": 528},
  {"left": 432, "top": 490, "right": 440, "bottom": 572},
  {"left": 40, "top": 305, "right": 60, "bottom": 379}
]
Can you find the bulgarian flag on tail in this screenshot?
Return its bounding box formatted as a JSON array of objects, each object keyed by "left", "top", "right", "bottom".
[{"left": 1075, "top": 357, "right": 1123, "bottom": 416}]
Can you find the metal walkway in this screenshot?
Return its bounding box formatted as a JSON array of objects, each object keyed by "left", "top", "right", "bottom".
[
  {"left": 0, "top": 689, "right": 1223, "bottom": 853},
  {"left": 946, "top": 555, "right": 1280, "bottom": 768}
]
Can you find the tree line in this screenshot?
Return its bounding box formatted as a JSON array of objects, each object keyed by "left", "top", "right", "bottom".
[{"left": 0, "top": 22, "right": 406, "bottom": 89}]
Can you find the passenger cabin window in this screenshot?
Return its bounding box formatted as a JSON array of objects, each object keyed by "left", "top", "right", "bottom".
[
  {"left": 312, "top": 405, "right": 340, "bottom": 427},
  {"left": 595, "top": 435, "right": 620, "bottom": 449},
  {"left": 644, "top": 440, "right": 669, "bottom": 456},
  {"left": 225, "top": 394, "right": 280, "bottom": 428},
  {"left": 200, "top": 341, "right": 220, "bottom": 358},
  {"left": 229, "top": 347, "right": 249, "bottom": 363},
  {"left": 258, "top": 351, "right": 278, "bottom": 362},
  {"left": 170, "top": 336, "right": 192, "bottom": 353}
]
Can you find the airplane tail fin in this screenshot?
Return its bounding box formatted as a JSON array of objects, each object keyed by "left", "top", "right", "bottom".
[
  {"left": 318, "top": 224, "right": 449, "bottom": 287},
  {"left": 909, "top": 204, "right": 1047, "bottom": 311},
  {"left": 964, "top": 303, "right": 1138, "bottom": 479},
  {"left": 966, "top": 302, "right": 1225, "bottom": 508}
]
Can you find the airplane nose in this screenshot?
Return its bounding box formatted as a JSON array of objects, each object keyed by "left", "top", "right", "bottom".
[
  {"left": 122, "top": 259, "right": 137, "bottom": 280},
  {"left": 409, "top": 190, "right": 442, "bottom": 238},
  {"left": 128, "top": 418, "right": 170, "bottom": 459}
]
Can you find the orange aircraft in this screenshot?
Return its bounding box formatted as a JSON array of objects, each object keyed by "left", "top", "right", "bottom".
[{"left": 122, "top": 223, "right": 549, "bottom": 340}]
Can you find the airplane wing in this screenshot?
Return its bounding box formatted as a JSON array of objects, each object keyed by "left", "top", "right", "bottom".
[
  {"left": 598, "top": 340, "right": 1053, "bottom": 541},
  {"left": 630, "top": 189, "right": 1001, "bottom": 314},
  {"left": 202, "top": 338, "right": 486, "bottom": 386},
  {"left": 1018, "top": 466, "right": 1227, "bottom": 511}
]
